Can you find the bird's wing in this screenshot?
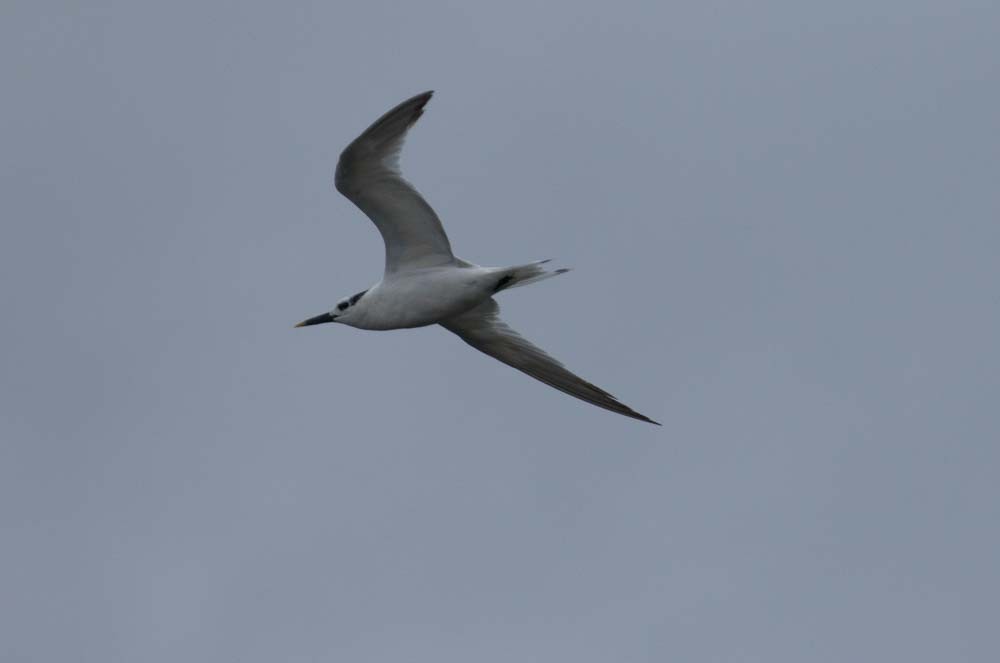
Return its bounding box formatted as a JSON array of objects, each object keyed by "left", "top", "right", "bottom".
[
  {"left": 335, "top": 91, "right": 455, "bottom": 274},
  {"left": 440, "top": 299, "right": 660, "bottom": 425}
]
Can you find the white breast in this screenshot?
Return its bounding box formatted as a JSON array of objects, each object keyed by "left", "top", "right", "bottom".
[{"left": 347, "top": 265, "right": 501, "bottom": 330}]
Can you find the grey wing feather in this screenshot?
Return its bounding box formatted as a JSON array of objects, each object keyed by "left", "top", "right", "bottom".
[
  {"left": 440, "top": 299, "right": 661, "bottom": 425},
  {"left": 335, "top": 91, "right": 455, "bottom": 273}
]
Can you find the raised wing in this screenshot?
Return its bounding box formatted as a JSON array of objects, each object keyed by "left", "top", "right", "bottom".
[
  {"left": 440, "top": 299, "right": 660, "bottom": 425},
  {"left": 335, "top": 91, "right": 455, "bottom": 273}
]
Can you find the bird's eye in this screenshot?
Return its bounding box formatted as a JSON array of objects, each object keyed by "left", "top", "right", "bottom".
[{"left": 337, "top": 302, "right": 349, "bottom": 311}]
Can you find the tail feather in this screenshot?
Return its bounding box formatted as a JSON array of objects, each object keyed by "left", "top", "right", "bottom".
[{"left": 495, "top": 260, "right": 571, "bottom": 292}]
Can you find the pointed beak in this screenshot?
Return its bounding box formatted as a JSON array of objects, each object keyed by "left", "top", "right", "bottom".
[{"left": 294, "top": 312, "right": 335, "bottom": 328}]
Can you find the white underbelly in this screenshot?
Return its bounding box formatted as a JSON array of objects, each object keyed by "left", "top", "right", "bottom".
[{"left": 353, "top": 267, "right": 498, "bottom": 330}]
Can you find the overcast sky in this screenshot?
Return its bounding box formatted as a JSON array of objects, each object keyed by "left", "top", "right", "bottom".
[{"left": 2, "top": 1, "right": 999, "bottom": 661}]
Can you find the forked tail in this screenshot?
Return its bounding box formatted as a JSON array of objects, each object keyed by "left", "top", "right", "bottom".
[{"left": 494, "top": 259, "right": 571, "bottom": 293}]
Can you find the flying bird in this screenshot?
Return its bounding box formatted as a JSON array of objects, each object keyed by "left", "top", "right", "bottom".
[{"left": 296, "top": 91, "right": 659, "bottom": 425}]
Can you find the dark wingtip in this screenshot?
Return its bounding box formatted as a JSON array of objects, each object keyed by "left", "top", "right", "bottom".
[
  {"left": 629, "top": 411, "right": 662, "bottom": 426},
  {"left": 412, "top": 90, "right": 434, "bottom": 109},
  {"left": 407, "top": 90, "right": 434, "bottom": 122}
]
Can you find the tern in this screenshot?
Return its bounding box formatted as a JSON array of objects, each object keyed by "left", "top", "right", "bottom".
[{"left": 296, "top": 91, "right": 659, "bottom": 425}]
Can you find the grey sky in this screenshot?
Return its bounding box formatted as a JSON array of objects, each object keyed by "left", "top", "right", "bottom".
[{"left": 2, "top": 1, "right": 998, "bottom": 661}]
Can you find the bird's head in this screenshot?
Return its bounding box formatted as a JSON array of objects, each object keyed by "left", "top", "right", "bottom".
[{"left": 294, "top": 289, "right": 368, "bottom": 329}]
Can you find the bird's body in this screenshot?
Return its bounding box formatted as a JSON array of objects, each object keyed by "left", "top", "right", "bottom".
[
  {"left": 296, "top": 91, "right": 659, "bottom": 425},
  {"left": 339, "top": 264, "right": 504, "bottom": 331}
]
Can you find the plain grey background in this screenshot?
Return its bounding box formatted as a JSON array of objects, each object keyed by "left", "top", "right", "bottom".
[{"left": 2, "top": 1, "right": 998, "bottom": 661}]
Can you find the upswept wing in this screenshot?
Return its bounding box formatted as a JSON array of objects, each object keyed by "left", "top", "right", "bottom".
[
  {"left": 335, "top": 91, "right": 454, "bottom": 273},
  {"left": 440, "top": 299, "right": 660, "bottom": 425}
]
